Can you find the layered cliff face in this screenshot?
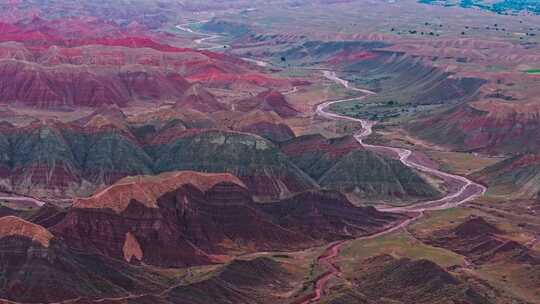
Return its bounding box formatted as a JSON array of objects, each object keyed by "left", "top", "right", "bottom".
[
  {"left": 147, "top": 129, "right": 317, "bottom": 199},
  {"left": 0, "top": 116, "right": 442, "bottom": 201},
  {"left": 0, "top": 179, "right": 406, "bottom": 303},
  {"left": 0, "top": 121, "right": 153, "bottom": 197},
  {"left": 342, "top": 51, "right": 485, "bottom": 106},
  {"left": 51, "top": 171, "right": 406, "bottom": 268},
  {"left": 281, "top": 134, "right": 441, "bottom": 201},
  {"left": 52, "top": 172, "right": 291, "bottom": 267},
  {"left": 471, "top": 153, "right": 540, "bottom": 199},
  {"left": 0, "top": 17, "right": 297, "bottom": 110},
  {"left": 0, "top": 216, "right": 170, "bottom": 303},
  {"left": 409, "top": 100, "right": 540, "bottom": 155},
  {"left": 0, "top": 60, "right": 192, "bottom": 108},
  {"left": 232, "top": 110, "right": 296, "bottom": 143},
  {"left": 261, "top": 190, "right": 407, "bottom": 240},
  {"left": 3, "top": 122, "right": 82, "bottom": 194},
  {"left": 0, "top": 117, "right": 308, "bottom": 199}
]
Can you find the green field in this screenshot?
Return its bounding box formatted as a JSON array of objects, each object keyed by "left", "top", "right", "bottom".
[
  {"left": 329, "top": 98, "right": 443, "bottom": 123},
  {"left": 338, "top": 229, "right": 466, "bottom": 273},
  {"left": 526, "top": 69, "right": 540, "bottom": 74}
]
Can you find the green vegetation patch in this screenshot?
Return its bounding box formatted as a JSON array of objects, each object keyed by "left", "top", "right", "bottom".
[
  {"left": 329, "top": 98, "right": 442, "bottom": 122},
  {"left": 419, "top": 0, "right": 540, "bottom": 15},
  {"left": 338, "top": 231, "right": 466, "bottom": 272},
  {"left": 525, "top": 69, "right": 540, "bottom": 74}
]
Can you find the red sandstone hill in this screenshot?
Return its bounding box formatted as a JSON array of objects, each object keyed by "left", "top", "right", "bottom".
[
  {"left": 51, "top": 170, "right": 406, "bottom": 267},
  {"left": 235, "top": 90, "right": 300, "bottom": 118},
  {"left": 174, "top": 84, "right": 228, "bottom": 113},
  {"left": 0, "top": 44, "right": 295, "bottom": 109},
  {"left": 0, "top": 59, "right": 191, "bottom": 108},
  {"left": 73, "top": 171, "right": 247, "bottom": 213},
  {"left": 408, "top": 100, "right": 540, "bottom": 155},
  {"left": 425, "top": 217, "right": 540, "bottom": 265},
  {"left": 52, "top": 171, "right": 305, "bottom": 267},
  {"left": 336, "top": 254, "right": 491, "bottom": 304},
  {"left": 472, "top": 153, "right": 540, "bottom": 199},
  {"left": 0, "top": 17, "right": 297, "bottom": 109},
  {"left": 0, "top": 216, "right": 301, "bottom": 304},
  {"left": 0, "top": 216, "right": 172, "bottom": 303},
  {"left": 232, "top": 110, "right": 296, "bottom": 142},
  {"left": 0, "top": 16, "right": 180, "bottom": 53},
  {"left": 28, "top": 43, "right": 292, "bottom": 89},
  {"left": 0, "top": 16, "right": 295, "bottom": 88}
]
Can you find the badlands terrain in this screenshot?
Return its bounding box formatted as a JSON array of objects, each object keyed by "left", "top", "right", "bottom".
[{"left": 0, "top": 0, "right": 539, "bottom": 303}]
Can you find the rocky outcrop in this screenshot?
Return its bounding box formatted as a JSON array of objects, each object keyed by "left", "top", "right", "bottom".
[
  {"left": 25, "top": 203, "right": 67, "bottom": 228},
  {"left": 0, "top": 216, "right": 169, "bottom": 303},
  {"left": 51, "top": 173, "right": 309, "bottom": 267},
  {"left": 73, "top": 171, "right": 246, "bottom": 213},
  {"left": 77, "top": 104, "right": 128, "bottom": 129},
  {"left": 51, "top": 171, "right": 406, "bottom": 268},
  {"left": 0, "top": 216, "right": 53, "bottom": 247}
]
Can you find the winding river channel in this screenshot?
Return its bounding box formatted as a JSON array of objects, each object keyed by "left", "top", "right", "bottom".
[
  {"left": 176, "top": 21, "right": 230, "bottom": 51},
  {"left": 177, "top": 22, "right": 487, "bottom": 303},
  {"left": 298, "top": 71, "right": 487, "bottom": 303}
]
